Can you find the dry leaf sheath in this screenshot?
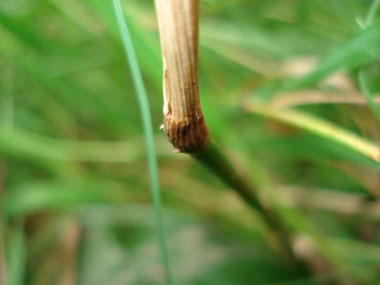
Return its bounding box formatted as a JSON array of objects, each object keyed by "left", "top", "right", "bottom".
[{"left": 155, "top": 0, "right": 209, "bottom": 153}]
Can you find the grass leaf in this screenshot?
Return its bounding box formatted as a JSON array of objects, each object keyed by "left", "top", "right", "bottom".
[
  {"left": 111, "top": 0, "right": 173, "bottom": 284},
  {"left": 243, "top": 104, "right": 380, "bottom": 165},
  {"left": 252, "top": 22, "right": 380, "bottom": 101}
]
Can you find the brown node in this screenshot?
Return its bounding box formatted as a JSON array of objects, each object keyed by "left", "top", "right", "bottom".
[{"left": 164, "top": 114, "right": 209, "bottom": 153}]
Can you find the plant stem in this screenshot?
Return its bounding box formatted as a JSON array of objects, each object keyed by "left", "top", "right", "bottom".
[
  {"left": 155, "top": 0, "right": 307, "bottom": 272},
  {"left": 155, "top": 0, "right": 209, "bottom": 153},
  {"left": 193, "top": 141, "right": 306, "bottom": 271},
  {"left": 111, "top": 1, "right": 172, "bottom": 284}
]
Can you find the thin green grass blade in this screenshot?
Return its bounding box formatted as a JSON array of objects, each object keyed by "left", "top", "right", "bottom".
[
  {"left": 244, "top": 104, "right": 380, "bottom": 165},
  {"left": 111, "top": 1, "right": 173, "bottom": 284},
  {"left": 84, "top": 0, "right": 162, "bottom": 89},
  {"left": 285, "top": 23, "right": 380, "bottom": 91},
  {"left": 251, "top": 22, "right": 380, "bottom": 102}
]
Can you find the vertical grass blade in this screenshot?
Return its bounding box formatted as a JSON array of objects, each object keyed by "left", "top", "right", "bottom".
[{"left": 111, "top": 1, "right": 172, "bottom": 284}]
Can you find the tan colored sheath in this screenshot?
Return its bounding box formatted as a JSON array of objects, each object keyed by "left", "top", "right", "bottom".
[{"left": 155, "top": 0, "right": 209, "bottom": 153}]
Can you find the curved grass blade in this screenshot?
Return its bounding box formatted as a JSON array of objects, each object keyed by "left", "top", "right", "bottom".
[
  {"left": 243, "top": 104, "right": 380, "bottom": 164},
  {"left": 111, "top": 1, "right": 172, "bottom": 284}
]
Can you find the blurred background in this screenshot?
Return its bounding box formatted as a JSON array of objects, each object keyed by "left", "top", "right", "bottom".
[{"left": 1, "top": 0, "right": 380, "bottom": 284}]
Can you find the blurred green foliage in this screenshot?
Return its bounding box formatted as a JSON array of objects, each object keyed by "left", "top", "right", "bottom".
[{"left": 1, "top": 0, "right": 380, "bottom": 284}]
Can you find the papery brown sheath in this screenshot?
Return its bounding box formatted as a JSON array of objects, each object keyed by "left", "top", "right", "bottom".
[{"left": 155, "top": 0, "right": 209, "bottom": 153}]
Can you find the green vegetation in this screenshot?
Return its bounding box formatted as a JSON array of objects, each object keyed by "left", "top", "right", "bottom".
[
  {"left": 1, "top": 0, "right": 380, "bottom": 284},
  {"left": 112, "top": 0, "right": 172, "bottom": 283}
]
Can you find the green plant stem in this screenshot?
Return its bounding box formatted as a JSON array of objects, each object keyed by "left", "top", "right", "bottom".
[
  {"left": 111, "top": 1, "right": 172, "bottom": 284},
  {"left": 193, "top": 141, "right": 307, "bottom": 272},
  {"left": 244, "top": 104, "right": 380, "bottom": 163}
]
